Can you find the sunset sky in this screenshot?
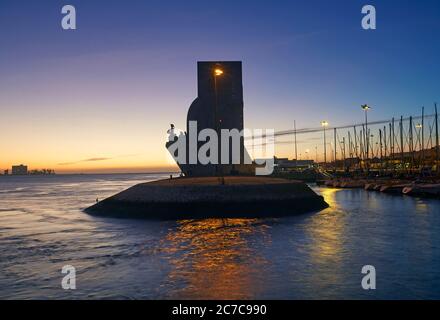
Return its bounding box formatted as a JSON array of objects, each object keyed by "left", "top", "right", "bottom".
[{"left": 1, "top": 0, "right": 440, "bottom": 173}]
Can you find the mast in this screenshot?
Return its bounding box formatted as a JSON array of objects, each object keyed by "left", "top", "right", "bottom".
[
  {"left": 342, "top": 137, "right": 346, "bottom": 171},
  {"left": 384, "top": 125, "right": 388, "bottom": 171},
  {"left": 409, "top": 116, "right": 414, "bottom": 169},
  {"left": 421, "top": 106, "right": 425, "bottom": 166},
  {"left": 392, "top": 118, "right": 395, "bottom": 166},
  {"left": 294, "top": 120, "right": 298, "bottom": 161},
  {"left": 400, "top": 116, "right": 404, "bottom": 167},
  {"left": 354, "top": 126, "right": 358, "bottom": 158},
  {"left": 334, "top": 127, "right": 337, "bottom": 171},
  {"left": 435, "top": 103, "right": 439, "bottom": 172},
  {"left": 348, "top": 131, "right": 353, "bottom": 158},
  {"left": 379, "top": 129, "right": 383, "bottom": 159}
]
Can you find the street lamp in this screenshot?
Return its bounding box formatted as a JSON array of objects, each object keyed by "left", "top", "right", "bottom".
[
  {"left": 321, "top": 121, "right": 329, "bottom": 163},
  {"left": 214, "top": 67, "right": 223, "bottom": 176},
  {"left": 214, "top": 68, "right": 224, "bottom": 129},
  {"left": 416, "top": 123, "right": 423, "bottom": 153},
  {"left": 361, "top": 104, "right": 371, "bottom": 160}
]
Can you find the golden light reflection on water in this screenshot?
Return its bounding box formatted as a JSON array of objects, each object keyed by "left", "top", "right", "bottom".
[
  {"left": 161, "top": 218, "right": 271, "bottom": 299},
  {"left": 415, "top": 200, "right": 429, "bottom": 213},
  {"left": 317, "top": 187, "right": 340, "bottom": 209},
  {"left": 303, "top": 187, "right": 347, "bottom": 288}
]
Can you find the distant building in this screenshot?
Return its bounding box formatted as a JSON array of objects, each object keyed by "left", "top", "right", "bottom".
[
  {"left": 252, "top": 157, "right": 315, "bottom": 173},
  {"left": 28, "top": 169, "right": 55, "bottom": 175},
  {"left": 3, "top": 169, "right": 9, "bottom": 175},
  {"left": 12, "top": 165, "right": 28, "bottom": 175},
  {"left": 274, "top": 157, "right": 315, "bottom": 170}
]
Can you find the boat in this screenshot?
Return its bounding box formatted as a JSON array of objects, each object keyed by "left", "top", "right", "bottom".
[
  {"left": 364, "top": 183, "right": 375, "bottom": 191},
  {"left": 380, "top": 184, "right": 410, "bottom": 194},
  {"left": 403, "top": 184, "right": 440, "bottom": 197},
  {"left": 373, "top": 184, "right": 383, "bottom": 191},
  {"left": 340, "top": 180, "right": 365, "bottom": 188}
]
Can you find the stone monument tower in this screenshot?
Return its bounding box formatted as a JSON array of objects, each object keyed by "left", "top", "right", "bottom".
[{"left": 167, "top": 61, "right": 253, "bottom": 176}]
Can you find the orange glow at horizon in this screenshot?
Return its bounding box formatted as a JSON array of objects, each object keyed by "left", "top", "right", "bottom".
[{"left": 0, "top": 101, "right": 184, "bottom": 173}]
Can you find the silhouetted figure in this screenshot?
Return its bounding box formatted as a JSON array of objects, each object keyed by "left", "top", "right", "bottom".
[{"left": 167, "top": 124, "right": 176, "bottom": 142}]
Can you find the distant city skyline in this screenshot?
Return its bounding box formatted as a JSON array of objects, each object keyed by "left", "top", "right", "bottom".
[{"left": 1, "top": 0, "right": 439, "bottom": 173}]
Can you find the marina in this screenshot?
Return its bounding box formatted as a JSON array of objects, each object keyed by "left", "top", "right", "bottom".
[{"left": 323, "top": 178, "right": 440, "bottom": 198}]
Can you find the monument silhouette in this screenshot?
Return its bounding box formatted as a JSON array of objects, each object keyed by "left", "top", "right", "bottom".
[
  {"left": 167, "top": 61, "right": 253, "bottom": 176},
  {"left": 86, "top": 61, "right": 328, "bottom": 219}
]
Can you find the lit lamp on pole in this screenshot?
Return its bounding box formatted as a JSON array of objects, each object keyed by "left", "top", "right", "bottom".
[
  {"left": 321, "top": 121, "right": 329, "bottom": 163},
  {"left": 361, "top": 104, "right": 371, "bottom": 160},
  {"left": 214, "top": 68, "right": 224, "bottom": 132},
  {"left": 416, "top": 123, "right": 423, "bottom": 152},
  {"left": 214, "top": 68, "right": 223, "bottom": 76},
  {"left": 213, "top": 67, "right": 223, "bottom": 176}
]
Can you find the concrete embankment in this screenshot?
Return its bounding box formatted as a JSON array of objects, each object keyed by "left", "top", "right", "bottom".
[{"left": 85, "top": 176, "right": 328, "bottom": 220}]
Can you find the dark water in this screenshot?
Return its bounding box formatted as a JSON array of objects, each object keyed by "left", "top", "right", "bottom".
[{"left": 1, "top": 173, "right": 440, "bottom": 299}]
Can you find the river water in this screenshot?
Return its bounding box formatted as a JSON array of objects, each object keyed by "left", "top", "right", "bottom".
[{"left": 1, "top": 173, "right": 440, "bottom": 299}]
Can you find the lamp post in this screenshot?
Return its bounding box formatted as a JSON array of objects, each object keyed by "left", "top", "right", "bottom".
[
  {"left": 321, "top": 121, "right": 329, "bottom": 164},
  {"left": 361, "top": 104, "right": 371, "bottom": 160},
  {"left": 214, "top": 67, "right": 223, "bottom": 176},
  {"left": 416, "top": 123, "right": 423, "bottom": 149},
  {"left": 416, "top": 123, "right": 423, "bottom": 167},
  {"left": 214, "top": 68, "right": 223, "bottom": 133},
  {"left": 361, "top": 105, "right": 371, "bottom": 173}
]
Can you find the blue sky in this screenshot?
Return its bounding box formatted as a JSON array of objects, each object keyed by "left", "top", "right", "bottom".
[{"left": 0, "top": 0, "right": 439, "bottom": 170}]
